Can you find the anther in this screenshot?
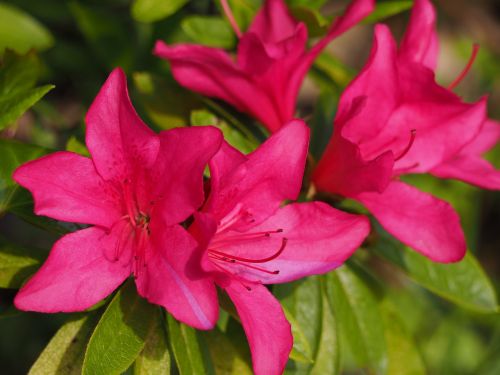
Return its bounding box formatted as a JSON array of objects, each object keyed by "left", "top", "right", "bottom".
[
  {"left": 448, "top": 43, "right": 480, "bottom": 91},
  {"left": 394, "top": 129, "right": 416, "bottom": 161},
  {"left": 209, "top": 237, "right": 288, "bottom": 264}
]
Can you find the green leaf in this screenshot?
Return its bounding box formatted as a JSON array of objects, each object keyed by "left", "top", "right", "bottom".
[
  {"left": 83, "top": 280, "right": 157, "bottom": 375},
  {"left": 134, "top": 310, "right": 171, "bottom": 375},
  {"left": 381, "top": 301, "right": 426, "bottom": 375},
  {"left": 374, "top": 233, "right": 498, "bottom": 312},
  {"left": 215, "top": 0, "right": 260, "bottom": 31},
  {"left": 309, "top": 289, "right": 340, "bottom": 375},
  {"left": 0, "top": 51, "right": 54, "bottom": 130},
  {"left": 166, "top": 314, "right": 214, "bottom": 375},
  {"left": 133, "top": 71, "right": 199, "bottom": 129},
  {"left": 131, "top": 0, "right": 188, "bottom": 23},
  {"left": 283, "top": 307, "right": 314, "bottom": 364},
  {"left": 325, "top": 266, "right": 387, "bottom": 374},
  {"left": 0, "top": 3, "right": 54, "bottom": 54},
  {"left": 0, "top": 236, "right": 46, "bottom": 288},
  {"left": 66, "top": 136, "right": 89, "bottom": 157},
  {"left": 203, "top": 327, "right": 253, "bottom": 375},
  {"left": 286, "top": 0, "right": 329, "bottom": 8},
  {"left": 29, "top": 313, "right": 100, "bottom": 375},
  {"left": 182, "top": 16, "right": 236, "bottom": 49},
  {"left": 363, "top": 0, "right": 414, "bottom": 24}
]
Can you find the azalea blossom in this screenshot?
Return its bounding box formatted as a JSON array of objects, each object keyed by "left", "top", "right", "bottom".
[
  {"left": 187, "top": 120, "right": 370, "bottom": 374},
  {"left": 13, "top": 68, "right": 223, "bottom": 329},
  {"left": 154, "top": 0, "right": 374, "bottom": 133},
  {"left": 313, "top": 0, "right": 500, "bottom": 262}
]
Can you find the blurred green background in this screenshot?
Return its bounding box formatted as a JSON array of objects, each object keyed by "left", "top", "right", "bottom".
[{"left": 0, "top": 0, "right": 499, "bottom": 374}]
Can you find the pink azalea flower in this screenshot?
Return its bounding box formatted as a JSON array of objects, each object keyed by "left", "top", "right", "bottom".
[
  {"left": 13, "top": 68, "right": 223, "bottom": 329},
  {"left": 154, "top": 0, "right": 374, "bottom": 133},
  {"left": 189, "top": 120, "right": 370, "bottom": 374},
  {"left": 313, "top": 0, "right": 500, "bottom": 263}
]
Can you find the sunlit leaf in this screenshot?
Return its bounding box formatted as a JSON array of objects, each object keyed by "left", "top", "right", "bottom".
[
  {"left": 29, "top": 313, "right": 100, "bottom": 375},
  {"left": 0, "top": 3, "right": 54, "bottom": 54},
  {"left": 134, "top": 310, "right": 171, "bottom": 375},
  {"left": 131, "top": 0, "right": 188, "bottom": 23},
  {"left": 182, "top": 16, "right": 236, "bottom": 49},
  {"left": 83, "top": 280, "right": 157, "bottom": 375},
  {"left": 374, "top": 232, "right": 498, "bottom": 313},
  {"left": 325, "top": 266, "right": 387, "bottom": 374}
]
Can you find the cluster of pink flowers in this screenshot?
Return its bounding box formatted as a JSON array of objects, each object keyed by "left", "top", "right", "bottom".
[{"left": 13, "top": 0, "right": 500, "bottom": 374}]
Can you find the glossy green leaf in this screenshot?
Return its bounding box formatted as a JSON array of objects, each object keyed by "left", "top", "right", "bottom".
[
  {"left": 134, "top": 310, "right": 171, "bottom": 375},
  {"left": 283, "top": 306, "right": 314, "bottom": 364},
  {"left": 0, "top": 51, "right": 54, "bottom": 130},
  {"left": 309, "top": 290, "right": 340, "bottom": 375},
  {"left": 275, "top": 276, "right": 323, "bottom": 373},
  {"left": 374, "top": 233, "right": 498, "bottom": 312},
  {"left": 133, "top": 71, "right": 199, "bottom": 129},
  {"left": 0, "top": 3, "right": 54, "bottom": 54},
  {"left": 83, "top": 281, "right": 157, "bottom": 375},
  {"left": 166, "top": 314, "right": 214, "bottom": 375},
  {"left": 0, "top": 236, "right": 46, "bottom": 288},
  {"left": 131, "top": 0, "right": 188, "bottom": 23},
  {"left": 325, "top": 266, "right": 387, "bottom": 374},
  {"left": 381, "top": 301, "right": 425, "bottom": 375},
  {"left": 203, "top": 327, "right": 253, "bottom": 375},
  {"left": 182, "top": 16, "right": 236, "bottom": 49},
  {"left": 29, "top": 313, "right": 100, "bottom": 375},
  {"left": 363, "top": 0, "right": 413, "bottom": 24}
]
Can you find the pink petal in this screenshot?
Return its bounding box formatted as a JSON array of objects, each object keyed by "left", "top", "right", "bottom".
[
  {"left": 212, "top": 202, "right": 370, "bottom": 284},
  {"left": 340, "top": 24, "right": 400, "bottom": 145},
  {"left": 153, "top": 42, "right": 282, "bottom": 131},
  {"left": 399, "top": 0, "right": 439, "bottom": 70},
  {"left": 248, "top": 0, "right": 299, "bottom": 45},
  {"left": 13, "top": 151, "right": 121, "bottom": 228},
  {"left": 431, "top": 156, "right": 500, "bottom": 190},
  {"left": 356, "top": 181, "right": 466, "bottom": 262},
  {"left": 148, "top": 126, "right": 222, "bottom": 226},
  {"left": 459, "top": 119, "right": 500, "bottom": 155},
  {"left": 313, "top": 98, "right": 394, "bottom": 196},
  {"left": 15, "top": 226, "right": 131, "bottom": 312},
  {"left": 135, "top": 224, "right": 218, "bottom": 330},
  {"left": 85, "top": 68, "right": 159, "bottom": 182},
  {"left": 225, "top": 282, "right": 292, "bottom": 375},
  {"left": 205, "top": 120, "right": 309, "bottom": 226}
]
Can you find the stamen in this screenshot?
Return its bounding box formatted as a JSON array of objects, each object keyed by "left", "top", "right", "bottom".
[
  {"left": 448, "top": 43, "right": 480, "bottom": 91},
  {"left": 208, "top": 253, "right": 280, "bottom": 275},
  {"left": 211, "top": 228, "right": 284, "bottom": 247},
  {"left": 122, "top": 179, "right": 137, "bottom": 225},
  {"left": 220, "top": 0, "right": 242, "bottom": 38},
  {"left": 209, "top": 237, "right": 288, "bottom": 264},
  {"left": 394, "top": 129, "right": 416, "bottom": 162}
]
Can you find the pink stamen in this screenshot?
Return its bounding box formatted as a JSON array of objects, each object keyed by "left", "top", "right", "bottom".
[
  {"left": 211, "top": 228, "right": 284, "bottom": 247},
  {"left": 208, "top": 253, "right": 280, "bottom": 274},
  {"left": 394, "top": 129, "right": 417, "bottom": 162},
  {"left": 448, "top": 43, "right": 480, "bottom": 91},
  {"left": 209, "top": 237, "right": 288, "bottom": 264},
  {"left": 221, "top": 0, "right": 242, "bottom": 38}
]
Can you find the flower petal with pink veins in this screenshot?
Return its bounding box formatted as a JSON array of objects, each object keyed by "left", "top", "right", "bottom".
[
  {"left": 85, "top": 68, "right": 159, "bottom": 182},
  {"left": 135, "top": 224, "right": 218, "bottom": 330},
  {"left": 205, "top": 120, "right": 309, "bottom": 226},
  {"left": 15, "top": 226, "right": 131, "bottom": 312},
  {"left": 13, "top": 151, "right": 121, "bottom": 228},
  {"left": 225, "top": 282, "right": 292, "bottom": 375},
  {"left": 399, "top": 0, "right": 439, "bottom": 70},
  {"left": 356, "top": 180, "right": 466, "bottom": 262},
  {"left": 211, "top": 202, "right": 370, "bottom": 284}
]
